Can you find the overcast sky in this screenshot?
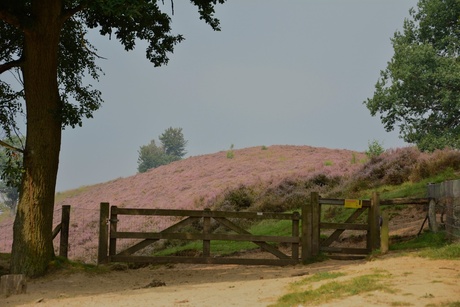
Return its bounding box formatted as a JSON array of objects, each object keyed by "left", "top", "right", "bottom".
[{"left": 56, "top": 0, "right": 418, "bottom": 192}]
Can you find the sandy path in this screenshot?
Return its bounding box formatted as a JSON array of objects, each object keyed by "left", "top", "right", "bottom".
[{"left": 1, "top": 252, "right": 459, "bottom": 306}]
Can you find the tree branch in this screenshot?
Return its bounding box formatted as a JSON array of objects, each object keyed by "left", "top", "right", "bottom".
[
  {"left": 0, "top": 9, "right": 22, "bottom": 29},
  {"left": 0, "top": 140, "right": 24, "bottom": 153},
  {"left": 0, "top": 59, "right": 23, "bottom": 75},
  {"left": 61, "top": 4, "right": 86, "bottom": 22}
]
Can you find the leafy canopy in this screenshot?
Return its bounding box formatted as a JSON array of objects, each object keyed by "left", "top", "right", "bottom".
[
  {"left": 137, "top": 127, "right": 188, "bottom": 173},
  {"left": 0, "top": 0, "right": 224, "bottom": 139},
  {"left": 364, "top": 0, "right": 460, "bottom": 151}
]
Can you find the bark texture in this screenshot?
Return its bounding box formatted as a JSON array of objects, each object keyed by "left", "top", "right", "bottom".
[{"left": 10, "top": 0, "right": 63, "bottom": 277}]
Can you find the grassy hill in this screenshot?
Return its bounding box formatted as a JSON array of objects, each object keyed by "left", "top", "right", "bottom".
[{"left": 1, "top": 145, "right": 460, "bottom": 263}]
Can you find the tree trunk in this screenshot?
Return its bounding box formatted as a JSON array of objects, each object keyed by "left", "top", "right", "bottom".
[{"left": 10, "top": 0, "right": 63, "bottom": 277}]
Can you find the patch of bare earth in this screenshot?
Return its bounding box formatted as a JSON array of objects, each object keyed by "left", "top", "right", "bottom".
[{"left": 1, "top": 252, "right": 459, "bottom": 307}]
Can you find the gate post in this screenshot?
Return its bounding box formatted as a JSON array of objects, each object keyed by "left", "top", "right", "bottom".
[
  {"left": 203, "top": 208, "right": 211, "bottom": 258},
  {"left": 301, "top": 202, "right": 310, "bottom": 262},
  {"left": 98, "top": 202, "right": 110, "bottom": 264},
  {"left": 292, "top": 211, "right": 300, "bottom": 260},
  {"left": 302, "top": 192, "right": 320, "bottom": 263},
  {"left": 368, "top": 192, "right": 381, "bottom": 251},
  {"left": 59, "top": 205, "right": 71, "bottom": 258},
  {"left": 109, "top": 206, "right": 118, "bottom": 257},
  {"left": 311, "top": 192, "right": 320, "bottom": 257}
]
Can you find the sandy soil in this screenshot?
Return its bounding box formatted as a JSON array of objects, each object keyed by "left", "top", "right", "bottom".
[{"left": 1, "top": 251, "right": 459, "bottom": 307}]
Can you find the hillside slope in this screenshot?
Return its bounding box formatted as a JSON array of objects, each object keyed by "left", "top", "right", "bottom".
[
  {"left": 56, "top": 145, "right": 365, "bottom": 211},
  {"left": 0, "top": 145, "right": 365, "bottom": 262}
]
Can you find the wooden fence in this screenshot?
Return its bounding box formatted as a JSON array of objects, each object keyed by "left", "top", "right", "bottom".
[
  {"left": 309, "top": 193, "right": 431, "bottom": 259},
  {"left": 98, "top": 203, "right": 302, "bottom": 266},
  {"left": 97, "top": 193, "right": 432, "bottom": 266},
  {"left": 52, "top": 205, "right": 70, "bottom": 258}
]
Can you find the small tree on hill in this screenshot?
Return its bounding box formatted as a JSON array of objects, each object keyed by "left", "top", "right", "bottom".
[
  {"left": 137, "top": 127, "right": 188, "bottom": 173},
  {"left": 159, "top": 127, "right": 188, "bottom": 158}
]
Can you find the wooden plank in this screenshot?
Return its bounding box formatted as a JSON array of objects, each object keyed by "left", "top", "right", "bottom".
[
  {"left": 115, "top": 208, "right": 294, "bottom": 220},
  {"left": 368, "top": 192, "right": 381, "bottom": 251},
  {"left": 59, "top": 205, "right": 71, "bottom": 258},
  {"left": 114, "top": 231, "right": 300, "bottom": 243},
  {"left": 203, "top": 209, "right": 211, "bottom": 257},
  {"left": 52, "top": 223, "right": 62, "bottom": 239},
  {"left": 301, "top": 202, "right": 310, "bottom": 262},
  {"left": 380, "top": 198, "right": 430, "bottom": 205},
  {"left": 109, "top": 206, "right": 118, "bottom": 257},
  {"left": 111, "top": 255, "right": 299, "bottom": 266},
  {"left": 319, "top": 198, "right": 371, "bottom": 207},
  {"left": 321, "top": 207, "right": 367, "bottom": 247},
  {"left": 214, "top": 217, "right": 291, "bottom": 259},
  {"left": 98, "top": 202, "right": 110, "bottom": 264},
  {"left": 117, "top": 217, "right": 201, "bottom": 256},
  {"left": 320, "top": 222, "right": 368, "bottom": 231},
  {"left": 311, "top": 193, "right": 320, "bottom": 256},
  {"left": 291, "top": 212, "right": 300, "bottom": 260}
]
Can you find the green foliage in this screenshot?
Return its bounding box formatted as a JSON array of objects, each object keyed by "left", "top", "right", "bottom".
[
  {"left": 137, "top": 127, "right": 188, "bottom": 173},
  {"left": 226, "top": 144, "right": 235, "bottom": 159},
  {"left": 0, "top": 137, "right": 24, "bottom": 211},
  {"left": 364, "top": 0, "right": 460, "bottom": 151},
  {"left": 159, "top": 127, "right": 187, "bottom": 158},
  {"left": 218, "top": 185, "right": 255, "bottom": 211},
  {"left": 365, "top": 139, "right": 385, "bottom": 159}
]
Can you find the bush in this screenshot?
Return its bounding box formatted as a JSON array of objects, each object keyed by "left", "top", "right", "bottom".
[
  {"left": 348, "top": 147, "right": 421, "bottom": 191},
  {"left": 365, "top": 139, "right": 385, "bottom": 159},
  {"left": 410, "top": 148, "right": 460, "bottom": 181}
]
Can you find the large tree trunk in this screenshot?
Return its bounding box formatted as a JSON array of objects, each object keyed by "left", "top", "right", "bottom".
[{"left": 10, "top": 0, "right": 63, "bottom": 277}]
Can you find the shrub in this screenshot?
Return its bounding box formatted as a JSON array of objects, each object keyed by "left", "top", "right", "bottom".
[
  {"left": 410, "top": 148, "right": 460, "bottom": 181},
  {"left": 347, "top": 147, "right": 421, "bottom": 191},
  {"left": 365, "top": 139, "right": 385, "bottom": 159}
]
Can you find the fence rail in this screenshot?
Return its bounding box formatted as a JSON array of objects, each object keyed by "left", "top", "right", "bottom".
[{"left": 98, "top": 203, "right": 303, "bottom": 266}]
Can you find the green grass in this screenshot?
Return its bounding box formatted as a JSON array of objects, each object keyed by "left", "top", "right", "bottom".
[
  {"left": 273, "top": 270, "right": 394, "bottom": 307},
  {"left": 418, "top": 242, "right": 460, "bottom": 259},
  {"left": 390, "top": 231, "right": 448, "bottom": 251}
]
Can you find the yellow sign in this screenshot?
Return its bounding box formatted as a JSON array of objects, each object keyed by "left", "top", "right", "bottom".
[{"left": 344, "top": 199, "right": 362, "bottom": 208}]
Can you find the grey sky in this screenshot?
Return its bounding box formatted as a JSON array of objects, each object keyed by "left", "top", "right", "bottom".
[{"left": 57, "top": 0, "right": 418, "bottom": 192}]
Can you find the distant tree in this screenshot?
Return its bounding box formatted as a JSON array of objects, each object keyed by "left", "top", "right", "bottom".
[
  {"left": 137, "top": 127, "right": 188, "bottom": 173},
  {"left": 159, "top": 127, "right": 188, "bottom": 158},
  {"left": 364, "top": 0, "right": 460, "bottom": 151},
  {"left": 137, "top": 140, "right": 169, "bottom": 173}
]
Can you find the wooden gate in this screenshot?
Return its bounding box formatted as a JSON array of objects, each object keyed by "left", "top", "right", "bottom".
[
  {"left": 302, "top": 193, "right": 380, "bottom": 257},
  {"left": 98, "top": 204, "right": 302, "bottom": 266}
]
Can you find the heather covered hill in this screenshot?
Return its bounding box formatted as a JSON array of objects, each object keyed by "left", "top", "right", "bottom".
[
  {"left": 2, "top": 145, "right": 460, "bottom": 263},
  {"left": 54, "top": 145, "right": 365, "bottom": 211}
]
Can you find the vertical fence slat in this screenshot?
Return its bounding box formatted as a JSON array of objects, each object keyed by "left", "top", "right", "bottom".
[
  {"left": 203, "top": 208, "right": 211, "bottom": 257},
  {"left": 291, "top": 211, "right": 300, "bottom": 260},
  {"left": 301, "top": 198, "right": 311, "bottom": 262},
  {"left": 368, "top": 192, "right": 380, "bottom": 251},
  {"left": 380, "top": 211, "right": 389, "bottom": 254},
  {"left": 59, "top": 205, "right": 70, "bottom": 258},
  {"left": 98, "top": 202, "right": 110, "bottom": 264},
  {"left": 311, "top": 193, "right": 320, "bottom": 257},
  {"left": 109, "top": 206, "right": 118, "bottom": 257}
]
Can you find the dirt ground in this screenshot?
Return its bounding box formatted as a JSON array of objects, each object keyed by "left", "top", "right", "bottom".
[{"left": 1, "top": 251, "right": 459, "bottom": 307}]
